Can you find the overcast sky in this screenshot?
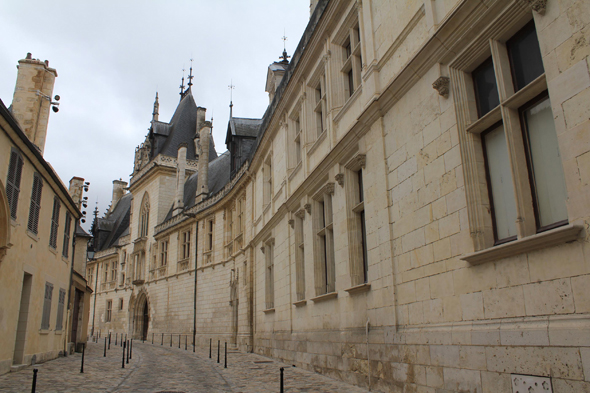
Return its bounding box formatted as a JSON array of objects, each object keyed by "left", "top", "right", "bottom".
[{"left": 0, "top": 1, "right": 310, "bottom": 230}]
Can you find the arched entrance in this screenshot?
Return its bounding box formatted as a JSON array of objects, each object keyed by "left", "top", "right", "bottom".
[{"left": 133, "top": 291, "right": 149, "bottom": 340}]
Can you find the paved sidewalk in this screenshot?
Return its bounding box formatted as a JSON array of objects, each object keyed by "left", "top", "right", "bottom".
[{"left": 0, "top": 340, "right": 370, "bottom": 392}]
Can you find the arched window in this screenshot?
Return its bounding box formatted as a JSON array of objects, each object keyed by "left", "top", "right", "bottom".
[{"left": 139, "top": 193, "right": 150, "bottom": 238}]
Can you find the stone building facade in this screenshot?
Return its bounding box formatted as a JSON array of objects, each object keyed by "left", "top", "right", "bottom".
[
  {"left": 0, "top": 55, "right": 91, "bottom": 375},
  {"left": 89, "top": 0, "right": 590, "bottom": 391}
]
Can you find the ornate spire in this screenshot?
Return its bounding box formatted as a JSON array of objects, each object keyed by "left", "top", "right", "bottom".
[
  {"left": 228, "top": 80, "right": 235, "bottom": 119},
  {"left": 187, "top": 58, "right": 194, "bottom": 88},
  {"left": 179, "top": 67, "right": 185, "bottom": 96},
  {"left": 280, "top": 33, "right": 290, "bottom": 63},
  {"left": 152, "top": 92, "right": 159, "bottom": 122}
]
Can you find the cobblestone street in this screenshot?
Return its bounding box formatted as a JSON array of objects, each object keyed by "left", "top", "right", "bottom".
[{"left": 0, "top": 340, "right": 369, "bottom": 392}]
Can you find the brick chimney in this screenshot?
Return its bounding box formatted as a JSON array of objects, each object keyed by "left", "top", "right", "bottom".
[
  {"left": 68, "top": 177, "right": 85, "bottom": 209},
  {"left": 11, "top": 53, "right": 58, "bottom": 155}
]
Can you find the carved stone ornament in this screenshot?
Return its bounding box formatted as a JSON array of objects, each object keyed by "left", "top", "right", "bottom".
[
  {"left": 288, "top": 219, "right": 295, "bottom": 229},
  {"left": 345, "top": 154, "right": 366, "bottom": 171},
  {"left": 304, "top": 203, "right": 311, "bottom": 214},
  {"left": 335, "top": 173, "right": 344, "bottom": 187},
  {"left": 523, "top": 0, "right": 547, "bottom": 14},
  {"left": 325, "top": 182, "right": 335, "bottom": 195},
  {"left": 432, "top": 76, "right": 450, "bottom": 97},
  {"left": 294, "top": 209, "right": 306, "bottom": 219}
]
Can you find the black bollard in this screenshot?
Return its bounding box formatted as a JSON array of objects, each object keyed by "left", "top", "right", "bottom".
[
  {"left": 115, "top": 333, "right": 118, "bottom": 345},
  {"left": 80, "top": 344, "right": 85, "bottom": 373},
  {"left": 152, "top": 333, "right": 154, "bottom": 344},
  {"left": 31, "top": 368, "right": 38, "bottom": 393},
  {"left": 122, "top": 341, "right": 126, "bottom": 369},
  {"left": 170, "top": 334, "right": 172, "bottom": 347},
  {"left": 108, "top": 334, "right": 111, "bottom": 350},
  {"left": 104, "top": 337, "right": 107, "bottom": 357},
  {"left": 280, "top": 367, "right": 284, "bottom": 393},
  {"left": 209, "top": 338, "right": 212, "bottom": 358},
  {"left": 224, "top": 342, "right": 227, "bottom": 368},
  {"left": 125, "top": 334, "right": 127, "bottom": 343},
  {"left": 161, "top": 333, "right": 163, "bottom": 345},
  {"left": 126, "top": 340, "right": 130, "bottom": 364},
  {"left": 217, "top": 340, "right": 220, "bottom": 363},
  {"left": 130, "top": 339, "right": 133, "bottom": 359},
  {"left": 185, "top": 335, "right": 187, "bottom": 351},
  {"left": 193, "top": 334, "right": 195, "bottom": 353},
  {"left": 179, "top": 334, "right": 181, "bottom": 348}
]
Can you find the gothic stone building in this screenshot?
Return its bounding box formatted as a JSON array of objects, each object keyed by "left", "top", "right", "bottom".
[{"left": 88, "top": 0, "right": 590, "bottom": 391}]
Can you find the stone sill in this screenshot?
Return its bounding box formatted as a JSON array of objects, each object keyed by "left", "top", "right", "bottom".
[
  {"left": 132, "top": 279, "right": 145, "bottom": 286},
  {"left": 310, "top": 291, "right": 338, "bottom": 303},
  {"left": 262, "top": 308, "right": 275, "bottom": 314},
  {"left": 461, "top": 224, "right": 584, "bottom": 265},
  {"left": 292, "top": 299, "right": 307, "bottom": 307},
  {"left": 345, "top": 283, "right": 371, "bottom": 295},
  {"left": 39, "top": 329, "right": 50, "bottom": 335}
]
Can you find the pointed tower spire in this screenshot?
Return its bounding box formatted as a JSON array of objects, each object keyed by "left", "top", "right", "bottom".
[
  {"left": 179, "top": 67, "right": 185, "bottom": 96},
  {"left": 152, "top": 92, "right": 159, "bottom": 122},
  {"left": 228, "top": 80, "right": 235, "bottom": 119},
  {"left": 187, "top": 58, "right": 194, "bottom": 88}
]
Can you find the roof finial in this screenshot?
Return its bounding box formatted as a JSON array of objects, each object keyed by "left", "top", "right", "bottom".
[
  {"left": 179, "top": 67, "right": 185, "bottom": 96},
  {"left": 280, "top": 31, "right": 290, "bottom": 63},
  {"left": 187, "top": 58, "right": 194, "bottom": 88},
  {"left": 152, "top": 91, "right": 159, "bottom": 122},
  {"left": 228, "top": 80, "right": 235, "bottom": 118}
]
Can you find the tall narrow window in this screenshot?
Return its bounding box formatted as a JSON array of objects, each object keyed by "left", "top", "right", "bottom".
[
  {"left": 62, "top": 212, "right": 72, "bottom": 257},
  {"left": 139, "top": 193, "right": 150, "bottom": 238},
  {"left": 27, "top": 173, "right": 43, "bottom": 234},
  {"left": 88, "top": 266, "right": 94, "bottom": 289},
  {"left": 341, "top": 24, "right": 362, "bottom": 99},
  {"left": 6, "top": 148, "right": 24, "bottom": 220},
  {"left": 345, "top": 154, "right": 369, "bottom": 286},
  {"left": 119, "top": 298, "right": 124, "bottom": 310},
  {"left": 472, "top": 57, "right": 500, "bottom": 118},
  {"left": 106, "top": 300, "right": 112, "bottom": 322},
  {"left": 294, "top": 211, "right": 306, "bottom": 301},
  {"left": 55, "top": 288, "right": 66, "bottom": 331},
  {"left": 41, "top": 282, "right": 53, "bottom": 329},
  {"left": 207, "top": 220, "right": 214, "bottom": 251},
  {"left": 263, "top": 155, "right": 273, "bottom": 208},
  {"left": 265, "top": 240, "right": 275, "bottom": 309},
  {"left": 181, "top": 230, "right": 191, "bottom": 260},
  {"left": 160, "top": 240, "right": 168, "bottom": 266},
  {"left": 104, "top": 262, "right": 109, "bottom": 283},
  {"left": 49, "top": 197, "right": 61, "bottom": 248},
  {"left": 111, "top": 261, "right": 117, "bottom": 282},
  {"left": 313, "top": 184, "right": 335, "bottom": 295},
  {"left": 507, "top": 20, "right": 544, "bottom": 91},
  {"left": 314, "top": 75, "right": 326, "bottom": 137}
]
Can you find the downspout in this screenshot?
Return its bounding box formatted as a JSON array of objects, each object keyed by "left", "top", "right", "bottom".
[
  {"left": 193, "top": 221, "right": 198, "bottom": 350},
  {"left": 64, "top": 220, "right": 78, "bottom": 354},
  {"left": 91, "top": 260, "right": 98, "bottom": 336},
  {"left": 366, "top": 319, "right": 371, "bottom": 391}
]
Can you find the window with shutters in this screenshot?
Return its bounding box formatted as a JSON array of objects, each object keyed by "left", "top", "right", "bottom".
[
  {"left": 62, "top": 212, "right": 72, "bottom": 257},
  {"left": 55, "top": 288, "right": 66, "bottom": 331},
  {"left": 49, "top": 197, "right": 60, "bottom": 248},
  {"left": 106, "top": 300, "right": 112, "bottom": 322},
  {"left": 41, "top": 282, "right": 53, "bottom": 330},
  {"left": 6, "top": 148, "right": 24, "bottom": 220},
  {"left": 27, "top": 173, "right": 43, "bottom": 235}
]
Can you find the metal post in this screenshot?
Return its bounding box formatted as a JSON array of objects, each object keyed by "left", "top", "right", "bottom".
[
  {"left": 152, "top": 333, "right": 154, "bottom": 344},
  {"left": 115, "top": 333, "right": 118, "bottom": 345},
  {"left": 170, "top": 334, "right": 172, "bottom": 347},
  {"left": 125, "top": 334, "right": 127, "bottom": 343},
  {"left": 80, "top": 344, "right": 85, "bottom": 373},
  {"left": 104, "top": 337, "right": 107, "bottom": 357},
  {"left": 185, "top": 335, "right": 187, "bottom": 351},
  {"left": 179, "top": 334, "right": 181, "bottom": 348},
  {"left": 224, "top": 342, "right": 227, "bottom": 368},
  {"left": 193, "top": 334, "right": 195, "bottom": 353},
  {"left": 280, "top": 367, "right": 284, "bottom": 393},
  {"left": 209, "top": 338, "right": 212, "bottom": 358},
  {"left": 161, "top": 333, "right": 163, "bottom": 345},
  {"left": 126, "top": 340, "right": 129, "bottom": 364},
  {"left": 109, "top": 332, "right": 111, "bottom": 348},
  {"left": 217, "top": 340, "right": 220, "bottom": 363},
  {"left": 31, "top": 368, "right": 38, "bottom": 393},
  {"left": 130, "top": 339, "right": 133, "bottom": 359},
  {"left": 122, "top": 341, "right": 126, "bottom": 369}
]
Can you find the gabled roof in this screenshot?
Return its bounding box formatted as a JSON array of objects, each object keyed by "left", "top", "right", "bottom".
[
  {"left": 95, "top": 193, "right": 132, "bottom": 251},
  {"left": 225, "top": 117, "right": 262, "bottom": 144}
]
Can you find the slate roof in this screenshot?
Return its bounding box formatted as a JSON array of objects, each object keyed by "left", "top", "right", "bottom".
[
  {"left": 94, "top": 193, "right": 132, "bottom": 251},
  {"left": 226, "top": 117, "right": 262, "bottom": 144},
  {"left": 151, "top": 89, "right": 217, "bottom": 161}
]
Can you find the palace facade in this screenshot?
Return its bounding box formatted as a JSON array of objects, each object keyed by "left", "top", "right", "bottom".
[{"left": 89, "top": 0, "right": 590, "bottom": 391}]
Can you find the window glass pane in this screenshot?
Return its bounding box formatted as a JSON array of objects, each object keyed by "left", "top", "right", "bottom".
[
  {"left": 508, "top": 21, "right": 544, "bottom": 91},
  {"left": 523, "top": 97, "right": 568, "bottom": 228},
  {"left": 473, "top": 57, "right": 500, "bottom": 118},
  {"left": 484, "top": 125, "right": 518, "bottom": 241}
]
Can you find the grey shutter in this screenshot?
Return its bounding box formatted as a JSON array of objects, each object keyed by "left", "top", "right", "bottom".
[
  {"left": 49, "top": 198, "right": 60, "bottom": 248},
  {"left": 6, "top": 149, "right": 24, "bottom": 219},
  {"left": 62, "top": 212, "right": 71, "bottom": 257},
  {"left": 27, "top": 174, "right": 43, "bottom": 234},
  {"left": 41, "top": 282, "right": 53, "bottom": 329},
  {"left": 55, "top": 289, "right": 66, "bottom": 331}
]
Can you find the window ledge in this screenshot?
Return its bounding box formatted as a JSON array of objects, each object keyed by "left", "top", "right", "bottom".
[
  {"left": 334, "top": 85, "right": 362, "bottom": 124},
  {"left": 292, "top": 299, "right": 307, "bottom": 307},
  {"left": 311, "top": 291, "right": 338, "bottom": 303},
  {"left": 262, "top": 308, "right": 275, "bottom": 314},
  {"left": 461, "top": 224, "right": 584, "bottom": 265},
  {"left": 288, "top": 161, "right": 302, "bottom": 181},
  {"left": 26, "top": 230, "right": 39, "bottom": 242},
  {"left": 345, "top": 283, "right": 371, "bottom": 295},
  {"left": 466, "top": 105, "right": 502, "bottom": 135},
  {"left": 308, "top": 129, "right": 327, "bottom": 156},
  {"left": 54, "top": 330, "right": 62, "bottom": 335},
  {"left": 39, "top": 329, "right": 50, "bottom": 335}
]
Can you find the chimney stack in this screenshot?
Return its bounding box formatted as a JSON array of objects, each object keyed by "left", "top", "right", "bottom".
[
  {"left": 196, "top": 122, "right": 212, "bottom": 203},
  {"left": 174, "top": 143, "right": 188, "bottom": 215},
  {"left": 68, "top": 177, "right": 85, "bottom": 209},
  {"left": 11, "top": 53, "right": 58, "bottom": 155},
  {"left": 110, "top": 179, "right": 128, "bottom": 213}
]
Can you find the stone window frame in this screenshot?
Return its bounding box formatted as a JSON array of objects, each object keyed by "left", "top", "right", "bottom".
[
  {"left": 224, "top": 201, "right": 235, "bottom": 258},
  {"left": 235, "top": 194, "right": 245, "bottom": 250},
  {"left": 307, "top": 60, "right": 329, "bottom": 150},
  {"left": 294, "top": 208, "right": 307, "bottom": 302},
  {"left": 110, "top": 258, "right": 117, "bottom": 283},
  {"left": 333, "top": 5, "right": 362, "bottom": 100},
  {"left": 180, "top": 227, "right": 192, "bottom": 261},
  {"left": 262, "top": 153, "right": 273, "bottom": 211},
  {"left": 159, "top": 238, "right": 169, "bottom": 267},
  {"left": 287, "top": 101, "right": 304, "bottom": 172},
  {"left": 203, "top": 216, "right": 215, "bottom": 265},
  {"left": 139, "top": 192, "right": 150, "bottom": 238},
  {"left": 343, "top": 153, "right": 371, "bottom": 293},
  {"left": 262, "top": 237, "right": 275, "bottom": 311},
  {"left": 311, "top": 182, "right": 336, "bottom": 298},
  {"left": 106, "top": 299, "right": 112, "bottom": 322},
  {"left": 104, "top": 261, "right": 110, "bottom": 283},
  {"left": 119, "top": 298, "right": 124, "bottom": 311},
  {"left": 449, "top": 6, "right": 582, "bottom": 264}
]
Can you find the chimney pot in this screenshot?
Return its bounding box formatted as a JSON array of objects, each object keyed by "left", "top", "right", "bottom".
[{"left": 26, "top": 53, "right": 32, "bottom": 59}]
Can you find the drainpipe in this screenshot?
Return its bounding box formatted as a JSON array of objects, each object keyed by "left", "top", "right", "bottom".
[
  {"left": 366, "top": 318, "right": 371, "bottom": 391},
  {"left": 91, "top": 260, "right": 98, "bottom": 336},
  {"left": 64, "top": 220, "right": 78, "bottom": 354},
  {"left": 193, "top": 221, "right": 198, "bottom": 349}
]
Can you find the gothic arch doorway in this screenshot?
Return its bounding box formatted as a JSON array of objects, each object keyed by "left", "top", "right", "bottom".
[{"left": 133, "top": 291, "right": 150, "bottom": 340}]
